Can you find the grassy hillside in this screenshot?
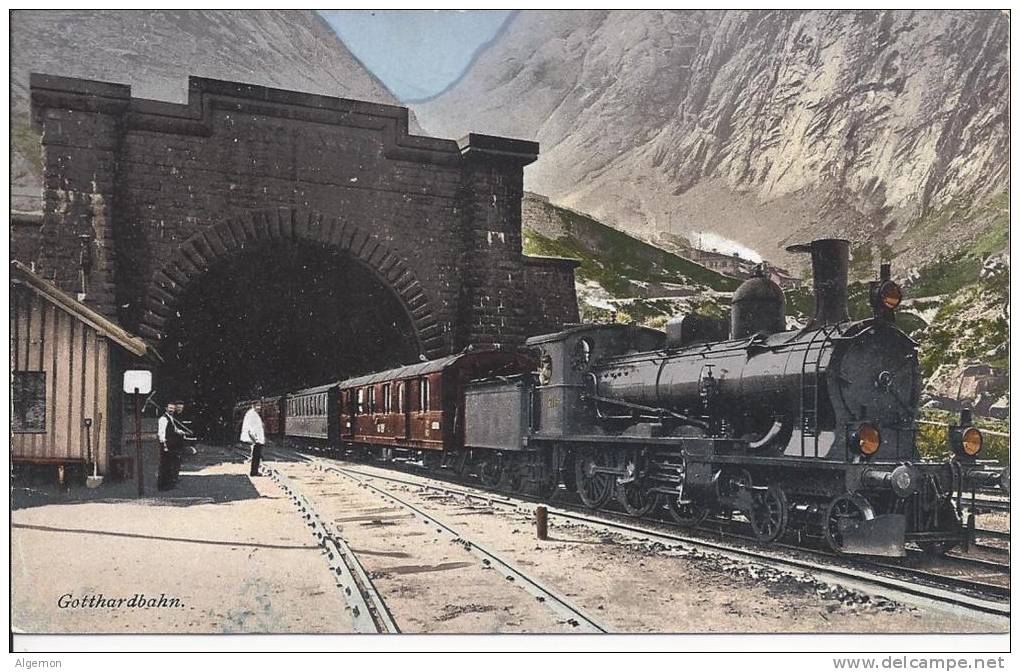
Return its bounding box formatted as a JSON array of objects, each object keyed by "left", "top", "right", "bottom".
[
  {"left": 524, "top": 203, "right": 739, "bottom": 293},
  {"left": 523, "top": 197, "right": 738, "bottom": 324}
]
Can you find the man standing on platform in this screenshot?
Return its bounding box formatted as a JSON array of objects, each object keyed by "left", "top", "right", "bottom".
[
  {"left": 157, "top": 402, "right": 184, "bottom": 491},
  {"left": 241, "top": 400, "right": 266, "bottom": 477}
]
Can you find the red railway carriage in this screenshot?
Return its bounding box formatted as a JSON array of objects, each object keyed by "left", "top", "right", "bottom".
[
  {"left": 337, "top": 350, "right": 531, "bottom": 457},
  {"left": 232, "top": 395, "right": 285, "bottom": 437}
]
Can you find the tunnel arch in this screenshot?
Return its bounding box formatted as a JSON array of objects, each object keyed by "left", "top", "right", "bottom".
[{"left": 138, "top": 207, "right": 444, "bottom": 359}]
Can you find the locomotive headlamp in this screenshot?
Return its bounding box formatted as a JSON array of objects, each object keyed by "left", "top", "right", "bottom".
[
  {"left": 878, "top": 281, "right": 902, "bottom": 310},
  {"left": 869, "top": 264, "right": 902, "bottom": 321},
  {"left": 960, "top": 427, "right": 983, "bottom": 457},
  {"left": 853, "top": 423, "right": 881, "bottom": 456}
]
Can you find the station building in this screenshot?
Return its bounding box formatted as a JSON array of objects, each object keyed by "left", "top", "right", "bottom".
[{"left": 10, "top": 260, "right": 158, "bottom": 484}]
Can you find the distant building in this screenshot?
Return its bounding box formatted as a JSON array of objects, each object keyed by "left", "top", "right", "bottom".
[
  {"left": 682, "top": 247, "right": 802, "bottom": 289},
  {"left": 688, "top": 248, "right": 757, "bottom": 278},
  {"left": 768, "top": 267, "right": 803, "bottom": 290}
]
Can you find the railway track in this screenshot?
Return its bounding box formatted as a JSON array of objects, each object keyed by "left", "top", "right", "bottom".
[
  {"left": 321, "top": 462, "right": 608, "bottom": 633},
  {"left": 265, "top": 463, "right": 399, "bottom": 633},
  {"left": 276, "top": 446, "right": 1009, "bottom": 622},
  {"left": 966, "top": 496, "right": 1012, "bottom": 514},
  {"left": 256, "top": 444, "right": 608, "bottom": 632}
]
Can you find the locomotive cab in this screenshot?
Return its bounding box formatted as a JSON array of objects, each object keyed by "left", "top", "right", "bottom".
[{"left": 526, "top": 324, "right": 666, "bottom": 437}]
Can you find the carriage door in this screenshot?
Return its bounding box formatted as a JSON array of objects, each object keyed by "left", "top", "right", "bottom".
[{"left": 401, "top": 381, "right": 411, "bottom": 439}]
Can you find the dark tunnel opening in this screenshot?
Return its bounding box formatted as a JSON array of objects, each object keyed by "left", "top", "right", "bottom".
[{"left": 157, "top": 239, "right": 421, "bottom": 438}]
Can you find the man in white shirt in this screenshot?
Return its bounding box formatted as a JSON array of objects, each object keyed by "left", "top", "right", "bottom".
[{"left": 240, "top": 401, "right": 266, "bottom": 477}]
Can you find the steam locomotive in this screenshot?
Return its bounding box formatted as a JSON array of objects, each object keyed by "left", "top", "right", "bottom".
[{"left": 239, "top": 239, "right": 1005, "bottom": 557}]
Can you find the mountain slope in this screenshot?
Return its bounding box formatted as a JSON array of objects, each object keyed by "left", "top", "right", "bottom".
[
  {"left": 415, "top": 10, "right": 1009, "bottom": 272},
  {"left": 10, "top": 10, "right": 416, "bottom": 213},
  {"left": 523, "top": 192, "right": 738, "bottom": 324}
]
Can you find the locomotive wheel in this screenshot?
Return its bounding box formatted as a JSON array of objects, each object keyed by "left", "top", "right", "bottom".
[
  {"left": 574, "top": 448, "right": 614, "bottom": 509},
  {"left": 450, "top": 450, "right": 470, "bottom": 477},
  {"left": 824, "top": 494, "right": 873, "bottom": 554},
  {"left": 918, "top": 540, "right": 959, "bottom": 557},
  {"left": 616, "top": 454, "right": 659, "bottom": 516},
  {"left": 535, "top": 473, "right": 559, "bottom": 500},
  {"left": 663, "top": 449, "right": 707, "bottom": 526},
  {"left": 749, "top": 484, "right": 788, "bottom": 543},
  {"left": 502, "top": 457, "right": 524, "bottom": 494},
  {"left": 478, "top": 453, "right": 503, "bottom": 488},
  {"left": 666, "top": 494, "right": 709, "bottom": 527},
  {"left": 617, "top": 482, "right": 660, "bottom": 517},
  {"left": 422, "top": 450, "right": 442, "bottom": 471}
]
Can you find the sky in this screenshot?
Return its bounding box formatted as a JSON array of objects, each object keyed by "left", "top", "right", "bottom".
[{"left": 320, "top": 10, "right": 512, "bottom": 102}]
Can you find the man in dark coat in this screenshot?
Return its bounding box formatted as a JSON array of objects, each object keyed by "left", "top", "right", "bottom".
[{"left": 157, "top": 402, "right": 184, "bottom": 490}]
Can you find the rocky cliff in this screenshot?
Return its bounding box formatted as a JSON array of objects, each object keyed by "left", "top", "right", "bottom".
[
  {"left": 416, "top": 10, "right": 1009, "bottom": 273},
  {"left": 10, "top": 10, "right": 413, "bottom": 213}
]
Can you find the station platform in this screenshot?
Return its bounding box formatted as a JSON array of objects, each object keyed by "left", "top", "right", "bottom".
[{"left": 11, "top": 444, "right": 354, "bottom": 634}]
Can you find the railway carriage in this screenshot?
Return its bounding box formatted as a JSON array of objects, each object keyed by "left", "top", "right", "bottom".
[
  {"left": 285, "top": 384, "right": 335, "bottom": 441},
  {"left": 335, "top": 351, "right": 532, "bottom": 466}
]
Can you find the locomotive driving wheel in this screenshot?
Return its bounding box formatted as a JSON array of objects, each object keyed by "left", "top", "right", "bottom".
[
  {"left": 574, "top": 448, "right": 614, "bottom": 509},
  {"left": 616, "top": 455, "right": 659, "bottom": 517},
  {"left": 666, "top": 493, "right": 709, "bottom": 527},
  {"left": 664, "top": 449, "right": 708, "bottom": 527},
  {"left": 749, "top": 484, "right": 788, "bottom": 543},
  {"left": 823, "top": 494, "right": 873, "bottom": 554}
]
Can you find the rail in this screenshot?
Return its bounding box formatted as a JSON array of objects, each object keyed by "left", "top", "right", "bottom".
[
  {"left": 269, "top": 465, "right": 399, "bottom": 633},
  {"left": 286, "top": 444, "right": 1009, "bottom": 613},
  {"left": 323, "top": 457, "right": 1008, "bottom": 621},
  {"left": 318, "top": 460, "right": 608, "bottom": 633}
]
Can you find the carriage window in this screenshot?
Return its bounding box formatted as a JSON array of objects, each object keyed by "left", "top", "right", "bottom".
[
  {"left": 395, "top": 382, "right": 403, "bottom": 413},
  {"left": 382, "top": 384, "right": 391, "bottom": 413},
  {"left": 356, "top": 389, "right": 365, "bottom": 415},
  {"left": 419, "top": 378, "right": 430, "bottom": 412},
  {"left": 368, "top": 387, "right": 376, "bottom": 413}
]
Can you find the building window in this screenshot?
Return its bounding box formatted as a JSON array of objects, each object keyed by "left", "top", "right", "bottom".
[
  {"left": 382, "top": 384, "right": 391, "bottom": 413},
  {"left": 13, "top": 371, "right": 46, "bottom": 433},
  {"left": 419, "top": 378, "right": 430, "bottom": 412}
]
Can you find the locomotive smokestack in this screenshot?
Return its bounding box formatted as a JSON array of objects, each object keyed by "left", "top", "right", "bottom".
[{"left": 786, "top": 239, "right": 850, "bottom": 327}]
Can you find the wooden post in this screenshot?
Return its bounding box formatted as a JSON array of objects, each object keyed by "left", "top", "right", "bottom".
[
  {"left": 535, "top": 505, "right": 548, "bottom": 540},
  {"left": 134, "top": 388, "right": 143, "bottom": 496}
]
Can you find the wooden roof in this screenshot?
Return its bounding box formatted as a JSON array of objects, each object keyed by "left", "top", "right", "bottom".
[{"left": 10, "top": 260, "right": 157, "bottom": 360}]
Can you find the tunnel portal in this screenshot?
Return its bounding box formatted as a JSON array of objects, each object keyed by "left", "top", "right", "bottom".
[{"left": 159, "top": 240, "right": 419, "bottom": 436}]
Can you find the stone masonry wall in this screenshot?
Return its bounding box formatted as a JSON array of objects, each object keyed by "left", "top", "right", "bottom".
[{"left": 22, "top": 74, "right": 578, "bottom": 357}]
